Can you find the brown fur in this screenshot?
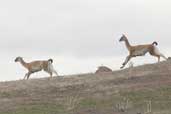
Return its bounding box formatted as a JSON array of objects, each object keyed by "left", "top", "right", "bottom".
[
  {"left": 15, "top": 57, "right": 58, "bottom": 80},
  {"left": 119, "top": 34, "right": 167, "bottom": 69}
]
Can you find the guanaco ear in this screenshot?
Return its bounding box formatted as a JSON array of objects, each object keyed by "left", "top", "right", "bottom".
[{"left": 122, "top": 34, "right": 126, "bottom": 37}]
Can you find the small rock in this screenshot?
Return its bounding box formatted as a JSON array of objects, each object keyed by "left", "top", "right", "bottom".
[{"left": 95, "top": 66, "right": 112, "bottom": 74}]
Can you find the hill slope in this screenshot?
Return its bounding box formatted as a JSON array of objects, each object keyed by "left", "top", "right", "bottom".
[{"left": 0, "top": 60, "right": 171, "bottom": 114}]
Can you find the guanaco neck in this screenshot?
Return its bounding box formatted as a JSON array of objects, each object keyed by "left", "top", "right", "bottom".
[
  {"left": 124, "top": 38, "right": 131, "bottom": 51},
  {"left": 19, "top": 59, "right": 28, "bottom": 69}
]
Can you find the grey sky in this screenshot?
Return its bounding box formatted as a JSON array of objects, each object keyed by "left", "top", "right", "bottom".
[{"left": 0, "top": 0, "right": 171, "bottom": 80}]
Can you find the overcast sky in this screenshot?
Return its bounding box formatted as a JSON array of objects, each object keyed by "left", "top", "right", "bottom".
[{"left": 1, "top": 0, "right": 171, "bottom": 81}]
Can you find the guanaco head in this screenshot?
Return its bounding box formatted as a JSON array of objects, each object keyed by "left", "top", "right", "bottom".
[
  {"left": 15, "top": 57, "right": 23, "bottom": 62},
  {"left": 119, "top": 34, "right": 127, "bottom": 42}
]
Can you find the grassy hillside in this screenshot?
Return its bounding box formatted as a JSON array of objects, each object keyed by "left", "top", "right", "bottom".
[{"left": 0, "top": 60, "right": 171, "bottom": 114}]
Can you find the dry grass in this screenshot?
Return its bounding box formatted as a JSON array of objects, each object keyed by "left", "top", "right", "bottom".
[{"left": 0, "top": 60, "right": 171, "bottom": 114}]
